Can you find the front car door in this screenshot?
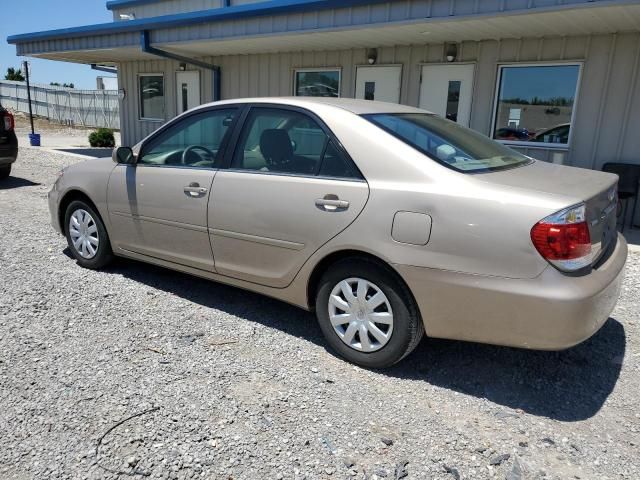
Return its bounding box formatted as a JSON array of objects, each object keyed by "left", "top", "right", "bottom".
[
  {"left": 209, "top": 105, "right": 370, "bottom": 288},
  {"left": 107, "top": 107, "right": 239, "bottom": 271}
]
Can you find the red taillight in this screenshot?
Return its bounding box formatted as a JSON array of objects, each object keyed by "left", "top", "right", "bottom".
[
  {"left": 531, "top": 204, "right": 592, "bottom": 271},
  {"left": 3, "top": 112, "right": 14, "bottom": 131}
]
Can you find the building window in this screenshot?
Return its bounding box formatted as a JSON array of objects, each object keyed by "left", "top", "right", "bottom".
[
  {"left": 294, "top": 69, "right": 341, "bottom": 98},
  {"left": 492, "top": 64, "right": 581, "bottom": 146},
  {"left": 139, "top": 74, "right": 165, "bottom": 120}
]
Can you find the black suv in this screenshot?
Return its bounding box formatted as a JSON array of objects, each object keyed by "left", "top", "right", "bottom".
[{"left": 0, "top": 104, "right": 18, "bottom": 179}]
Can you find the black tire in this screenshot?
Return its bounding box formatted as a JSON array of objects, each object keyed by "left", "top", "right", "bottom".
[
  {"left": 315, "top": 258, "right": 424, "bottom": 369},
  {"left": 64, "top": 200, "right": 114, "bottom": 269},
  {"left": 0, "top": 165, "right": 10, "bottom": 179}
]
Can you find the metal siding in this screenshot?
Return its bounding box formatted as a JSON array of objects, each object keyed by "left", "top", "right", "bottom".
[
  {"left": 16, "top": 0, "right": 640, "bottom": 53},
  {"left": 116, "top": 31, "right": 639, "bottom": 175},
  {"left": 113, "top": 0, "right": 226, "bottom": 19}
]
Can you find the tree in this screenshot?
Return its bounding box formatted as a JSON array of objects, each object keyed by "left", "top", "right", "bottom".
[
  {"left": 50, "top": 82, "right": 75, "bottom": 88},
  {"left": 5, "top": 67, "right": 25, "bottom": 81}
]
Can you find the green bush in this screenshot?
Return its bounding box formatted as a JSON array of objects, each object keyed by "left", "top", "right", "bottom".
[{"left": 89, "top": 128, "right": 116, "bottom": 148}]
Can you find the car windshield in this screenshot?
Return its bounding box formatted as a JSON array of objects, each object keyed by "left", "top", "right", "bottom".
[{"left": 363, "top": 113, "right": 532, "bottom": 173}]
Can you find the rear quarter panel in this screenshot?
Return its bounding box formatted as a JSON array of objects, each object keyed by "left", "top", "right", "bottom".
[{"left": 312, "top": 109, "right": 576, "bottom": 279}]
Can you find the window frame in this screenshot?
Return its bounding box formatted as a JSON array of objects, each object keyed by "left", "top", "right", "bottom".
[
  {"left": 136, "top": 105, "right": 242, "bottom": 170},
  {"left": 490, "top": 62, "right": 583, "bottom": 150},
  {"left": 363, "top": 112, "right": 533, "bottom": 174},
  {"left": 221, "top": 104, "right": 364, "bottom": 182},
  {"left": 138, "top": 73, "right": 166, "bottom": 122},
  {"left": 293, "top": 68, "right": 342, "bottom": 98}
]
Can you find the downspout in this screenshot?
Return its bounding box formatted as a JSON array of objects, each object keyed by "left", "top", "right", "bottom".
[
  {"left": 140, "top": 30, "right": 221, "bottom": 101},
  {"left": 91, "top": 64, "right": 118, "bottom": 75}
]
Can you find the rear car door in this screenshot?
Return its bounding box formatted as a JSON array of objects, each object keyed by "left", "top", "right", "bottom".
[
  {"left": 107, "top": 107, "right": 239, "bottom": 271},
  {"left": 209, "top": 105, "right": 370, "bottom": 288}
]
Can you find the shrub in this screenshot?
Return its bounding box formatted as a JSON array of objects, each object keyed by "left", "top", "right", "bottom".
[{"left": 89, "top": 128, "right": 116, "bottom": 148}]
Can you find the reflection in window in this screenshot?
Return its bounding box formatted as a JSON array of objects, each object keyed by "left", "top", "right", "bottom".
[
  {"left": 140, "top": 109, "right": 237, "bottom": 168},
  {"left": 295, "top": 70, "right": 341, "bottom": 97},
  {"left": 493, "top": 65, "right": 580, "bottom": 145},
  {"left": 139, "top": 74, "right": 165, "bottom": 120},
  {"left": 364, "top": 81, "right": 376, "bottom": 101},
  {"left": 446, "top": 80, "right": 461, "bottom": 122}
]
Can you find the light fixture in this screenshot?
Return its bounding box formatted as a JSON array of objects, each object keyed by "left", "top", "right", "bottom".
[
  {"left": 445, "top": 43, "right": 458, "bottom": 62},
  {"left": 367, "top": 48, "right": 378, "bottom": 65},
  {"left": 118, "top": 88, "right": 126, "bottom": 101},
  {"left": 179, "top": 63, "right": 187, "bottom": 71},
  {"left": 119, "top": 13, "right": 136, "bottom": 20}
]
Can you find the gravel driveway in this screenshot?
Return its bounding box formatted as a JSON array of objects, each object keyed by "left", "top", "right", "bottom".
[{"left": 1, "top": 148, "right": 639, "bottom": 480}]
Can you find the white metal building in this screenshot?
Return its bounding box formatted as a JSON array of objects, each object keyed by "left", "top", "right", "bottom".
[{"left": 7, "top": 0, "right": 640, "bottom": 179}]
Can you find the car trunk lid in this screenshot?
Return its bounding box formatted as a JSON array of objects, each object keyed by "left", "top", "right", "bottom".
[{"left": 477, "top": 160, "right": 619, "bottom": 266}]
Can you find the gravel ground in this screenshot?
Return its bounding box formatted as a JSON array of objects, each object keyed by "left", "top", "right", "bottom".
[{"left": 1, "top": 148, "right": 639, "bottom": 480}]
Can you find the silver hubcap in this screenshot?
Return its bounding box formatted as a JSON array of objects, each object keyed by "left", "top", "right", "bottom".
[
  {"left": 69, "top": 209, "right": 99, "bottom": 259},
  {"left": 328, "top": 278, "right": 394, "bottom": 353}
]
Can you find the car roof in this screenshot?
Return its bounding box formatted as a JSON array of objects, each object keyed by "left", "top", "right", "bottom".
[{"left": 200, "top": 97, "right": 431, "bottom": 115}]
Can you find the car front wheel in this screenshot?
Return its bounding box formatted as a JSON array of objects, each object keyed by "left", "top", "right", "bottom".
[
  {"left": 64, "top": 200, "right": 114, "bottom": 269},
  {"left": 315, "top": 259, "right": 424, "bottom": 368}
]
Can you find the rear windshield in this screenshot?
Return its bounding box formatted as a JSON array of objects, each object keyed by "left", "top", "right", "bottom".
[{"left": 363, "top": 113, "right": 532, "bottom": 173}]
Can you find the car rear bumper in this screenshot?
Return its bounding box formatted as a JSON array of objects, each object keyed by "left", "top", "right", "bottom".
[
  {"left": 394, "top": 233, "right": 627, "bottom": 350},
  {"left": 0, "top": 146, "right": 18, "bottom": 165}
]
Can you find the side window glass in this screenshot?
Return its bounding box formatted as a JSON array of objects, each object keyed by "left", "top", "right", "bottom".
[
  {"left": 139, "top": 108, "right": 237, "bottom": 168},
  {"left": 318, "top": 141, "right": 357, "bottom": 179},
  {"left": 232, "top": 109, "right": 328, "bottom": 175}
]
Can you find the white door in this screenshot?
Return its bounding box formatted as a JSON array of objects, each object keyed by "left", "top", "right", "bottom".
[
  {"left": 419, "top": 64, "right": 475, "bottom": 126},
  {"left": 176, "top": 71, "right": 200, "bottom": 115},
  {"left": 355, "top": 66, "right": 402, "bottom": 103}
]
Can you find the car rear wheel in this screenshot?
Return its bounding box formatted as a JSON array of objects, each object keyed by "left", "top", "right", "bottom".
[
  {"left": 0, "top": 165, "right": 10, "bottom": 179},
  {"left": 315, "top": 259, "right": 424, "bottom": 368},
  {"left": 64, "top": 200, "right": 114, "bottom": 269}
]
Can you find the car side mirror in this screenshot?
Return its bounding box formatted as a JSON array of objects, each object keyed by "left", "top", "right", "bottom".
[{"left": 114, "top": 146, "right": 135, "bottom": 165}]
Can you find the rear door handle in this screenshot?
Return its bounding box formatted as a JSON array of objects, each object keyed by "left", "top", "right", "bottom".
[
  {"left": 184, "top": 183, "right": 208, "bottom": 197},
  {"left": 315, "top": 197, "right": 349, "bottom": 211}
]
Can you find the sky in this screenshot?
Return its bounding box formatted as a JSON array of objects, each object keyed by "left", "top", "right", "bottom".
[
  {"left": 0, "top": 0, "right": 116, "bottom": 89},
  {"left": 499, "top": 65, "right": 580, "bottom": 102}
]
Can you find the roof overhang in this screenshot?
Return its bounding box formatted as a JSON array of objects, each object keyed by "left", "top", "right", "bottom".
[{"left": 9, "top": 1, "right": 640, "bottom": 66}]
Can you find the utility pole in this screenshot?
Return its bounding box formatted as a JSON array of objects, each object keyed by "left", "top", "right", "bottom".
[{"left": 22, "top": 60, "right": 35, "bottom": 135}]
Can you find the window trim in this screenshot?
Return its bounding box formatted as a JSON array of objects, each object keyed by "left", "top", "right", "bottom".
[
  {"left": 292, "top": 67, "right": 342, "bottom": 98},
  {"left": 221, "top": 103, "right": 364, "bottom": 182},
  {"left": 490, "top": 62, "right": 583, "bottom": 150},
  {"left": 136, "top": 105, "right": 242, "bottom": 168},
  {"left": 138, "top": 73, "right": 166, "bottom": 122}
]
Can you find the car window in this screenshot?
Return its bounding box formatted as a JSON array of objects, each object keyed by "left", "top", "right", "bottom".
[
  {"left": 232, "top": 108, "right": 330, "bottom": 176},
  {"left": 364, "top": 113, "right": 531, "bottom": 173},
  {"left": 139, "top": 108, "right": 238, "bottom": 168},
  {"left": 318, "top": 140, "right": 357, "bottom": 179}
]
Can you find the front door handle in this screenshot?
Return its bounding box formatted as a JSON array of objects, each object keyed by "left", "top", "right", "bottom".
[
  {"left": 184, "top": 182, "right": 208, "bottom": 197},
  {"left": 315, "top": 195, "right": 349, "bottom": 212}
]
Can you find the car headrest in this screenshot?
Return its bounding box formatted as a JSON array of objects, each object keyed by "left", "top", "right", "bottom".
[{"left": 260, "top": 129, "right": 293, "bottom": 164}]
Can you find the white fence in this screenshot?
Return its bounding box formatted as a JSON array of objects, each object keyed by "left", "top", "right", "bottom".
[{"left": 0, "top": 80, "right": 120, "bottom": 130}]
